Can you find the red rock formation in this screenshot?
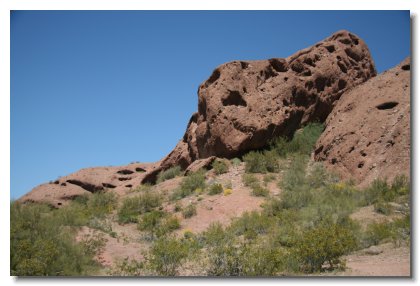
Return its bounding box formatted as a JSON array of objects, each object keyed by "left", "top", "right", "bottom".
[
  {"left": 314, "top": 57, "right": 410, "bottom": 187},
  {"left": 19, "top": 162, "right": 156, "bottom": 207},
  {"left": 143, "top": 30, "right": 376, "bottom": 183}
]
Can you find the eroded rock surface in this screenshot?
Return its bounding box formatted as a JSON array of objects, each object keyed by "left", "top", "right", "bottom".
[
  {"left": 314, "top": 57, "right": 410, "bottom": 187},
  {"left": 146, "top": 30, "right": 376, "bottom": 183},
  {"left": 19, "top": 162, "right": 156, "bottom": 207}
]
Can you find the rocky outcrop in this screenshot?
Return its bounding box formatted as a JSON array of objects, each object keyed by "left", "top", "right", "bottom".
[
  {"left": 314, "top": 57, "right": 410, "bottom": 187},
  {"left": 19, "top": 162, "right": 157, "bottom": 207},
  {"left": 143, "top": 30, "right": 376, "bottom": 183}
]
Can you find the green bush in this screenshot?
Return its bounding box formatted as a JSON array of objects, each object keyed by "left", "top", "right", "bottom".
[
  {"left": 171, "top": 169, "right": 206, "bottom": 200},
  {"left": 156, "top": 166, "right": 182, "bottom": 184},
  {"left": 230, "top": 158, "right": 242, "bottom": 166},
  {"left": 374, "top": 200, "right": 392, "bottom": 215},
  {"left": 146, "top": 236, "right": 188, "bottom": 276},
  {"left": 294, "top": 222, "right": 357, "bottom": 273},
  {"left": 202, "top": 222, "right": 233, "bottom": 247},
  {"left": 138, "top": 210, "right": 165, "bottom": 232},
  {"left": 10, "top": 202, "right": 100, "bottom": 276},
  {"left": 182, "top": 204, "right": 197, "bottom": 218},
  {"left": 263, "top": 173, "right": 276, "bottom": 185},
  {"left": 174, "top": 202, "right": 182, "bottom": 212},
  {"left": 271, "top": 123, "right": 324, "bottom": 157},
  {"left": 279, "top": 154, "right": 307, "bottom": 192},
  {"left": 138, "top": 211, "right": 180, "bottom": 238},
  {"left": 87, "top": 191, "right": 117, "bottom": 218},
  {"left": 363, "top": 222, "right": 393, "bottom": 246},
  {"left": 117, "top": 192, "right": 162, "bottom": 224},
  {"left": 242, "top": 173, "right": 259, "bottom": 188},
  {"left": 212, "top": 159, "right": 229, "bottom": 175},
  {"left": 229, "top": 211, "right": 273, "bottom": 240},
  {"left": 208, "top": 183, "right": 223, "bottom": 195},
  {"left": 251, "top": 185, "right": 269, "bottom": 197},
  {"left": 243, "top": 151, "right": 279, "bottom": 173}
]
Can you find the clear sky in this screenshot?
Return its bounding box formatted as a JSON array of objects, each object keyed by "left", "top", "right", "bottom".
[{"left": 10, "top": 10, "right": 410, "bottom": 199}]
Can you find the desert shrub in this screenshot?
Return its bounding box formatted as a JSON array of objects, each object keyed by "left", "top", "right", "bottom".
[
  {"left": 174, "top": 202, "right": 182, "bottom": 212},
  {"left": 271, "top": 123, "right": 324, "bottom": 157},
  {"left": 182, "top": 204, "right": 197, "bottom": 218},
  {"left": 131, "top": 183, "right": 153, "bottom": 193},
  {"left": 172, "top": 169, "right": 206, "bottom": 200},
  {"left": 243, "top": 151, "right": 267, "bottom": 173},
  {"left": 10, "top": 202, "right": 100, "bottom": 276},
  {"left": 237, "top": 242, "right": 285, "bottom": 276},
  {"left": 263, "top": 173, "right": 276, "bottom": 185},
  {"left": 212, "top": 159, "right": 229, "bottom": 175},
  {"left": 160, "top": 216, "right": 181, "bottom": 235},
  {"left": 243, "top": 151, "right": 279, "bottom": 173},
  {"left": 362, "top": 179, "right": 390, "bottom": 206},
  {"left": 242, "top": 173, "right": 259, "bottom": 188},
  {"left": 87, "top": 217, "right": 113, "bottom": 234},
  {"left": 361, "top": 175, "right": 410, "bottom": 207},
  {"left": 80, "top": 231, "right": 107, "bottom": 257},
  {"left": 146, "top": 236, "right": 188, "bottom": 276},
  {"left": 117, "top": 192, "right": 162, "bottom": 224},
  {"left": 86, "top": 191, "right": 117, "bottom": 218},
  {"left": 208, "top": 183, "right": 223, "bottom": 195},
  {"left": 202, "top": 222, "right": 233, "bottom": 247},
  {"left": 279, "top": 154, "right": 307, "bottom": 192},
  {"left": 138, "top": 210, "right": 180, "bottom": 239},
  {"left": 280, "top": 184, "right": 313, "bottom": 210},
  {"left": 251, "top": 184, "right": 269, "bottom": 197},
  {"left": 294, "top": 222, "right": 357, "bottom": 273},
  {"left": 156, "top": 166, "right": 182, "bottom": 184},
  {"left": 205, "top": 239, "right": 284, "bottom": 276},
  {"left": 138, "top": 210, "right": 165, "bottom": 232},
  {"left": 374, "top": 200, "right": 392, "bottom": 215},
  {"left": 363, "top": 222, "right": 393, "bottom": 246},
  {"left": 390, "top": 214, "right": 410, "bottom": 245},
  {"left": 230, "top": 157, "right": 242, "bottom": 166},
  {"left": 223, "top": 188, "right": 233, "bottom": 196},
  {"left": 229, "top": 211, "right": 273, "bottom": 240},
  {"left": 108, "top": 257, "right": 144, "bottom": 276}
]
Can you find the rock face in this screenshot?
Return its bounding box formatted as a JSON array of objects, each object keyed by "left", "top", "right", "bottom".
[
  {"left": 146, "top": 30, "right": 376, "bottom": 182},
  {"left": 314, "top": 57, "right": 410, "bottom": 187},
  {"left": 19, "top": 162, "right": 157, "bottom": 207}
]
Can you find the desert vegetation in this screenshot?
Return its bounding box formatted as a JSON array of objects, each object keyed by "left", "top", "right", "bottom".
[{"left": 11, "top": 123, "right": 410, "bottom": 276}]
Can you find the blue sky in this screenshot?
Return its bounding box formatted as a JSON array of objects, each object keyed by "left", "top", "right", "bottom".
[{"left": 10, "top": 11, "right": 410, "bottom": 199}]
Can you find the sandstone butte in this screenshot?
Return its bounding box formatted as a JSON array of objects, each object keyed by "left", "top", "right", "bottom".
[{"left": 19, "top": 30, "right": 410, "bottom": 207}]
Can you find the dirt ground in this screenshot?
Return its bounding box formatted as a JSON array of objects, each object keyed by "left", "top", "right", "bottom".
[{"left": 335, "top": 243, "right": 411, "bottom": 276}]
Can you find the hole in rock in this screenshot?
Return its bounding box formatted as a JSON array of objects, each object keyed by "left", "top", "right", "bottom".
[
  {"left": 222, "top": 90, "right": 247, "bottom": 107},
  {"left": 117, "top": 169, "right": 134, "bottom": 175},
  {"left": 358, "top": 162, "right": 364, "bottom": 168},
  {"left": 240, "top": 61, "right": 249, "bottom": 69},
  {"left": 338, "top": 79, "right": 347, "bottom": 90},
  {"left": 376, "top": 102, "right": 399, "bottom": 110},
  {"left": 136, "top": 167, "right": 146, "bottom": 173},
  {"left": 325, "top": 45, "right": 335, "bottom": 53},
  {"left": 102, "top": 183, "right": 116, "bottom": 189},
  {"left": 269, "top": 58, "right": 288, "bottom": 72},
  {"left": 401, "top": 64, "right": 410, "bottom": 71}
]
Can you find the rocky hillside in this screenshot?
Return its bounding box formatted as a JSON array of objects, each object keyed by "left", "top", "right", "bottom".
[{"left": 19, "top": 30, "right": 410, "bottom": 207}]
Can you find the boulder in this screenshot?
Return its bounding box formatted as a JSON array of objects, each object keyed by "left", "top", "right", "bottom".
[
  {"left": 152, "top": 30, "right": 376, "bottom": 180},
  {"left": 314, "top": 57, "right": 410, "bottom": 187}
]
